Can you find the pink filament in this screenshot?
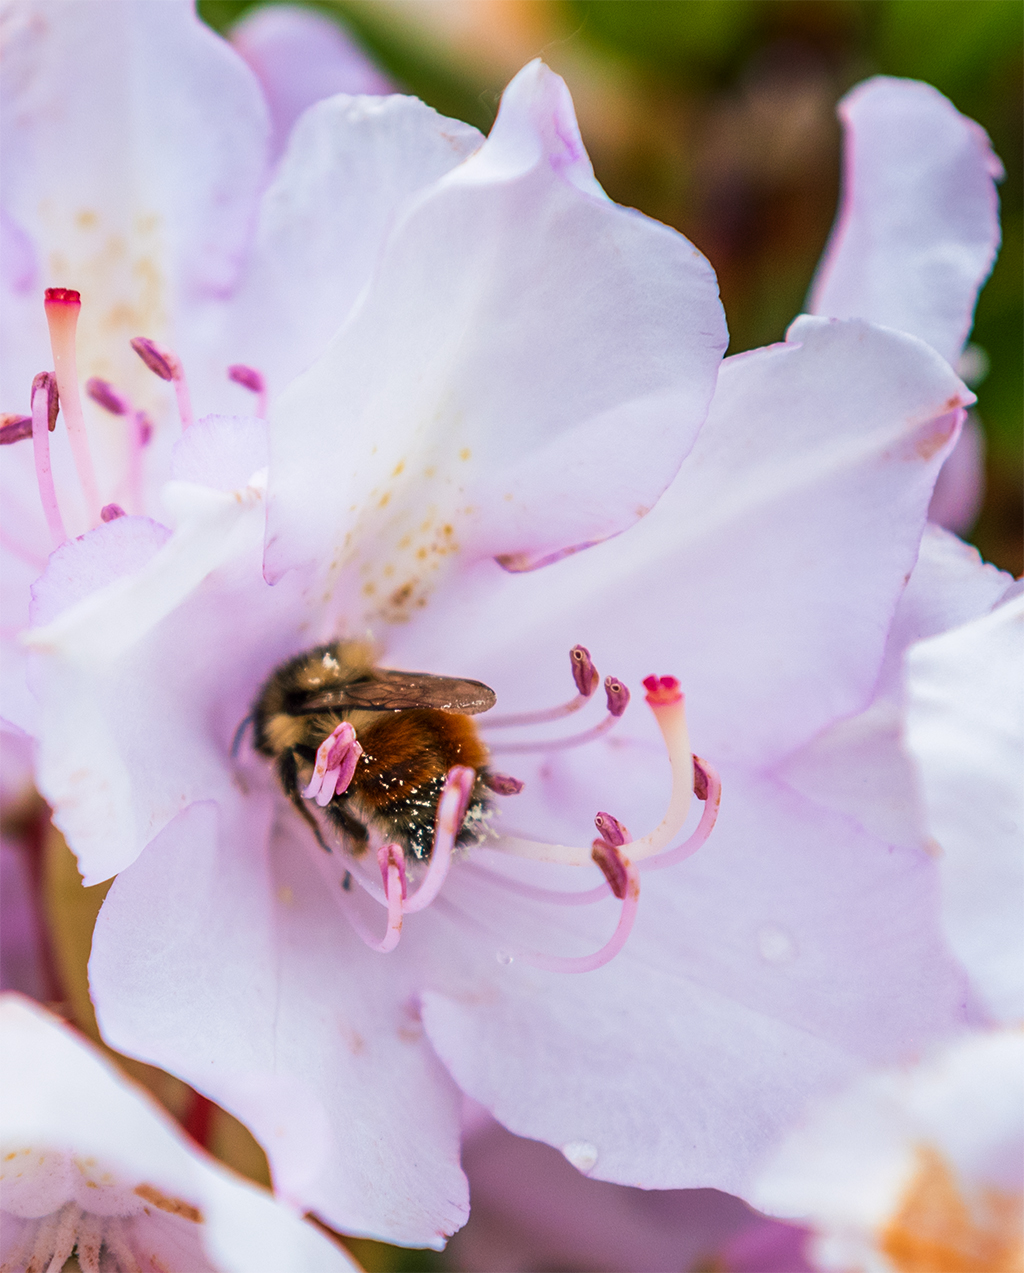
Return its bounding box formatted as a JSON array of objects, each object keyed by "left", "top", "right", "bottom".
[
  {"left": 487, "top": 712, "right": 617, "bottom": 755},
  {"left": 228, "top": 364, "right": 268, "bottom": 418},
  {"left": 403, "top": 766, "right": 475, "bottom": 914},
  {"left": 639, "top": 757, "right": 721, "bottom": 873},
  {"left": 483, "top": 644, "right": 598, "bottom": 728},
  {"left": 31, "top": 376, "right": 66, "bottom": 547},
  {"left": 512, "top": 868, "right": 640, "bottom": 973},
  {"left": 44, "top": 291, "right": 101, "bottom": 523},
  {"left": 130, "top": 336, "right": 193, "bottom": 427},
  {"left": 461, "top": 860, "right": 610, "bottom": 907}
]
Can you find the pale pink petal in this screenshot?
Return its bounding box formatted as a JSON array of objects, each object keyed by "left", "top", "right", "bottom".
[
  {"left": 25, "top": 458, "right": 276, "bottom": 883},
  {"left": 89, "top": 799, "right": 469, "bottom": 1247},
  {"left": 778, "top": 524, "right": 1012, "bottom": 851},
  {"left": 904, "top": 595, "right": 1024, "bottom": 1024},
  {"left": 231, "top": 5, "right": 392, "bottom": 161},
  {"left": 422, "top": 772, "right": 973, "bottom": 1197},
  {"left": 1, "top": 0, "right": 269, "bottom": 445},
  {"left": 0, "top": 995, "right": 358, "bottom": 1271},
  {"left": 810, "top": 77, "right": 1002, "bottom": 364},
  {"left": 391, "top": 317, "right": 972, "bottom": 775},
  {"left": 205, "top": 93, "right": 482, "bottom": 411},
  {"left": 263, "top": 60, "right": 727, "bottom": 592}
]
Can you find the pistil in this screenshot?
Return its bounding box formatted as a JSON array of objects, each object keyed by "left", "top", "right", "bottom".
[{"left": 44, "top": 288, "right": 101, "bottom": 522}]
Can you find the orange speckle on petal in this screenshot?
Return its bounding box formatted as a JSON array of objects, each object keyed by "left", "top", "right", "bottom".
[
  {"left": 459, "top": 448, "right": 471, "bottom": 461},
  {"left": 879, "top": 1146, "right": 1024, "bottom": 1273},
  {"left": 134, "top": 1184, "right": 203, "bottom": 1223}
]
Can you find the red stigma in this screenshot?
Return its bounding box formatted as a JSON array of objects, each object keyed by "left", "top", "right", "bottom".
[
  {"left": 643, "top": 675, "right": 682, "bottom": 706},
  {"left": 44, "top": 287, "right": 81, "bottom": 307}
]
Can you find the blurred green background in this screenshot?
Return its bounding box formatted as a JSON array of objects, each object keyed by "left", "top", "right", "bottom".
[{"left": 201, "top": 0, "right": 1022, "bottom": 578}]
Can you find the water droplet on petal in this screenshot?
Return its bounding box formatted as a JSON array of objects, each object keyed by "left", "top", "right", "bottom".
[
  {"left": 757, "top": 924, "right": 798, "bottom": 964},
  {"left": 561, "top": 1140, "right": 599, "bottom": 1174},
  {"left": 496, "top": 950, "right": 514, "bottom": 966}
]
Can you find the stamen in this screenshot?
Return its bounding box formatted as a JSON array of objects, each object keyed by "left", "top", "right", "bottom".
[
  {"left": 487, "top": 673, "right": 629, "bottom": 755},
  {"left": 98, "top": 1217, "right": 136, "bottom": 1273},
  {"left": 495, "top": 675, "right": 693, "bottom": 866},
  {"left": 403, "top": 765, "right": 475, "bottom": 913},
  {"left": 43, "top": 1201, "right": 79, "bottom": 1272},
  {"left": 0, "top": 413, "right": 32, "bottom": 444},
  {"left": 483, "top": 771, "right": 524, "bottom": 795},
  {"left": 31, "top": 372, "right": 67, "bottom": 547},
  {"left": 301, "top": 721, "right": 363, "bottom": 806},
  {"left": 378, "top": 842, "right": 408, "bottom": 900},
  {"left": 85, "top": 376, "right": 130, "bottom": 416},
  {"left": 44, "top": 288, "right": 101, "bottom": 521},
  {"left": 89, "top": 381, "right": 153, "bottom": 513},
  {"left": 228, "top": 363, "right": 267, "bottom": 417},
  {"left": 483, "top": 644, "right": 599, "bottom": 727},
  {"left": 639, "top": 756, "right": 721, "bottom": 873},
  {"left": 594, "top": 811, "right": 629, "bottom": 846},
  {"left": 506, "top": 842, "right": 640, "bottom": 974},
  {"left": 101, "top": 503, "right": 126, "bottom": 522},
  {"left": 130, "top": 335, "right": 193, "bottom": 427}
]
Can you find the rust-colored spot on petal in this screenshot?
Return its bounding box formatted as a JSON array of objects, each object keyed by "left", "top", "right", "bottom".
[
  {"left": 879, "top": 1146, "right": 1023, "bottom": 1273},
  {"left": 134, "top": 1183, "right": 203, "bottom": 1223},
  {"left": 915, "top": 415, "right": 959, "bottom": 461}
]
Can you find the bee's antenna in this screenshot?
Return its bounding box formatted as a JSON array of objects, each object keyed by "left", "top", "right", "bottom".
[{"left": 231, "top": 713, "right": 254, "bottom": 758}]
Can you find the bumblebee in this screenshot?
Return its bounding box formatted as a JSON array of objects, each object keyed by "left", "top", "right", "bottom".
[{"left": 250, "top": 641, "right": 498, "bottom": 860}]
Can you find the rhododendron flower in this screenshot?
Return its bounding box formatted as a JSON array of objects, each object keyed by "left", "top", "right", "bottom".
[
  {"left": 4, "top": 3, "right": 1010, "bottom": 1256},
  {"left": 0, "top": 994, "right": 357, "bottom": 1272}
]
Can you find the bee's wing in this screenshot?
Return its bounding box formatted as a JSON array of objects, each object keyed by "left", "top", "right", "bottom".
[{"left": 298, "top": 669, "right": 496, "bottom": 715}]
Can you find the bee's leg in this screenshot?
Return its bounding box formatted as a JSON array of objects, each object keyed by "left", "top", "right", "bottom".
[{"left": 278, "top": 750, "right": 334, "bottom": 853}]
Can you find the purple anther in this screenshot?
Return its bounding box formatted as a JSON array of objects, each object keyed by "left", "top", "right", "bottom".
[
  {"left": 136, "top": 412, "right": 154, "bottom": 447},
  {"left": 86, "top": 377, "right": 130, "bottom": 415},
  {"left": 604, "top": 676, "right": 630, "bottom": 717},
  {"left": 0, "top": 414, "right": 32, "bottom": 444},
  {"left": 227, "top": 364, "right": 265, "bottom": 394},
  {"left": 693, "top": 756, "right": 710, "bottom": 802},
  {"left": 594, "top": 812, "right": 630, "bottom": 847},
  {"left": 570, "top": 644, "right": 599, "bottom": 697},
  {"left": 591, "top": 839, "right": 630, "bottom": 901},
  {"left": 130, "top": 336, "right": 176, "bottom": 381},
  {"left": 100, "top": 504, "right": 126, "bottom": 522},
  {"left": 483, "top": 772, "right": 524, "bottom": 796},
  {"left": 31, "top": 372, "right": 59, "bottom": 432},
  {"left": 377, "top": 843, "right": 408, "bottom": 900}
]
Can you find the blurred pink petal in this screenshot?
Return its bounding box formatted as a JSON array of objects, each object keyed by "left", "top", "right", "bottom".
[
  {"left": 0, "top": 994, "right": 358, "bottom": 1272},
  {"left": 231, "top": 5, "right": 393, "bottom": 161},
  {"left": 449, "top": 1112, "right": 785, "bottom": 1273},
  {"left": 810, "top": 76, "right": 1002, "bottom": 365},
  {"left": 753, "top": 1030, "right": 1023, "bottom": 1273}
]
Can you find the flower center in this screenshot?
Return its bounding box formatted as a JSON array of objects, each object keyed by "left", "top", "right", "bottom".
[
  {"left": 287, "top": 645, "right": 720, "bottom": 973},
  {"left": 2, "top": 288, "right": 266, "bottom": 547}
]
